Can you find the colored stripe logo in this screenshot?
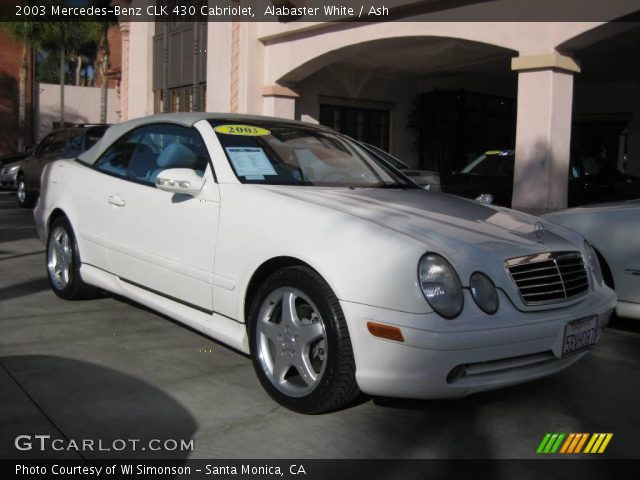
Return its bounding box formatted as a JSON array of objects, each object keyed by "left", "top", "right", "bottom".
[{"left": 537, "top": 433, "right": 613, "bottom": 454}]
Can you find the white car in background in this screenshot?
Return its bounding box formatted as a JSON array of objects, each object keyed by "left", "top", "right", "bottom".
[
  {"left": 34, "top": 113, "right": 616, "bottom": 413},
  {"left": 544, "top": 200, "right": 640, "bottom": 320}
]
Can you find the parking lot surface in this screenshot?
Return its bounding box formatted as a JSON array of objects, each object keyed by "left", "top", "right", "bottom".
[{"left": 1, "top": 191, "right": 639, "bottom": 460}]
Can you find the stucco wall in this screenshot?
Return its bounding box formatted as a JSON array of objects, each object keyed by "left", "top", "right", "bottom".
[{"left": 37, "top": 83, "right": 119, "bottom": 140}]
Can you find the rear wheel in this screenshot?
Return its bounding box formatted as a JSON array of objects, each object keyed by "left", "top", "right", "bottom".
[
  {"left": 46, "top": 216, "right": 99, "bottom": 300},
  {"left": 16, "top": 174, "right": 36, "bottom": 208},
  {"left": 248, "top": 266, "right": 360, "bottom": 414}
]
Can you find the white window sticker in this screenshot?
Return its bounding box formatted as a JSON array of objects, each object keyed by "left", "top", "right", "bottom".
[{"left": 225, "top": 147, "right": 277, "bottom": 177}]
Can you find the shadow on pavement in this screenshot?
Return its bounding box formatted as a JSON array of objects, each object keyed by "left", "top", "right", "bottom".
[
  {"left": 0, "top": 250, "right": 45, "bottom": 262},
  {"left": 1, "top": 355, "right": 197, "bottom": 460},
  {"left": 0, "top": 278, "right": 51, "bottom": 302}
]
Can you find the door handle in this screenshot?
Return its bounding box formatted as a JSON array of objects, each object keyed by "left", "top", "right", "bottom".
[{"left": 107, "top": 195, "right": 125, "bottom": 207}]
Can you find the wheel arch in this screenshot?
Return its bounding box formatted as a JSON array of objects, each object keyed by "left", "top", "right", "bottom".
[
  {"left": 593, "top": 246, "right": 615, "bottom": 290},
  {"left": 243, "top": 256, "right": 326, "bottom": 325},
  {"left": 47, "top": 208, "right": 69, "bottom": 237}
]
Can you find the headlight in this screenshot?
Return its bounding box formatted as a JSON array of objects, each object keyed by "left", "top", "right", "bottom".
[
  {"left": 8, "top": 165, "right": 19, "bottom": 173},
  {"left": 469, "top": 272, "right": 499, "bottom": 314},
  {"left": 584, "top": 240, "right": 603, "bottom": 288},
  {"left": 418, "top": 253, "right": 463, "bottom": 318}
]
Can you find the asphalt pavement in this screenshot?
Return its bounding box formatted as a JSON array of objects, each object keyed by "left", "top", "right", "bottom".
[{"left": 1, "top": 190, "right": 639, "bottom": 461}]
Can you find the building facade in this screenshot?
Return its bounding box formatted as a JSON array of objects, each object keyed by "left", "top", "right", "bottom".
[{"left": 117, "top": 0, "right": 640, "bottom": 212}]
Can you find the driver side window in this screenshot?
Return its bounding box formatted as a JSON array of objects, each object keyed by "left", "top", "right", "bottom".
[
  {"left": 95, "top": 130, "right": 142, "bottom": 178},
  {"left": 95, "top": 124, "right": 210, "bottom": 186}
]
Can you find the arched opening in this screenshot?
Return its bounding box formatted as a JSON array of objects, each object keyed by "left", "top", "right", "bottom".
[{"left": 281, "top": 36, "right": 517, "bottom": 174}]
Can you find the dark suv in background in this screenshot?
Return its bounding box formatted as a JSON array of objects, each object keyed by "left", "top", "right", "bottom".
[{"left": 17, "top": 124, "right": 110, "bottom": 208}]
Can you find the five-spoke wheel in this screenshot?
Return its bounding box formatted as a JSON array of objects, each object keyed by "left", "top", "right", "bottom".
[
  {"left": 249, "top": 266, "right": 360, "bottom": 414},
  {"left": 45, "top": 216, "right": 98, "bottom": 300},
  {"left": 256, "top": 287, "right": 327, "bottom": 397},
  {"left": 47, "top": 226, "right": 73, "bottom": 290}
]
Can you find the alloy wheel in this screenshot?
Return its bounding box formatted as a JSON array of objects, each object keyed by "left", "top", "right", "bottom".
[
  {"left": 47, "top": 226, "right": 73, "bottom": 290},
  {"left": 256, "top": 287, "right": 328, "bottom": 398}
]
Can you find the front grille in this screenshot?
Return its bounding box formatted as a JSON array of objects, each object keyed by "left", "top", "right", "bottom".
[{"left": 506, "top": 251, "right": 589, "bottom": 305}]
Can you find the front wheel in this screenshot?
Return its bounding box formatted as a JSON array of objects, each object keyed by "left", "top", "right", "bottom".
[
  {"left": 248, "top": 266, "right": 360, "bottom": 414},
  {"left": 16, "top": 175, "right": 36, "bottom": 208},
  {"left": 46, "top": 216, "right": 99, "bottom": 300}
]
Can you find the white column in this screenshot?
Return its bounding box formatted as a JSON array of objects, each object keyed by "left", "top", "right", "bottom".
[
  {"left": 511, "top": 53, "right": 580, "bottom": 214},
  {"left": 126, "top": 21, "right": 155, "bottom": 119},
  {"left": 262, "top": 85, "right": 298, "bottom": 119},
  {"left": 117, "top": 21, "right": 129, "bottom": 121},
  {"left": 206, "top": 22, "right": 232, "bottom": 112}
]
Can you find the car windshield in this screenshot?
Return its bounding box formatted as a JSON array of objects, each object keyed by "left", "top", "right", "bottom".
[
  {"left": 460, "top": 151, "right": 514, "bottom": 176},
  {"left": 362, "top": 143, "right": 408, "bottom": 170},
  {"left": 211, "top": 121, "right": 416, "bottom": 188}
]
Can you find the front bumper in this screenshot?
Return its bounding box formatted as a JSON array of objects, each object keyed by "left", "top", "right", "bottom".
[{"left": 341, "top": 287, "right": 616, "bottom": 399}]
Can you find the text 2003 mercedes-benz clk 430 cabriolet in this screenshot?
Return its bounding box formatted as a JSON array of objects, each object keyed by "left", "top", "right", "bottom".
[{"left": 34, "top": 113, "right": 616, "bottom": 413}]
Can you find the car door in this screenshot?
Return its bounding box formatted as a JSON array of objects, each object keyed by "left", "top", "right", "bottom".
[{"left": 97, "top": 123, "right": 220, "bottom": 312}]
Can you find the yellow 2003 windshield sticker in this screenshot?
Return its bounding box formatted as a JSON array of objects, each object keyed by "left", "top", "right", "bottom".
[{"left": 214, "top": 125, "right": 271, "bottom": 136}]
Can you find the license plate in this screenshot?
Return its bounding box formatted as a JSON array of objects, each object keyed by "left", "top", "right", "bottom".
[{"left": 562, "top": 316, "right": 597, "bottom": 357}]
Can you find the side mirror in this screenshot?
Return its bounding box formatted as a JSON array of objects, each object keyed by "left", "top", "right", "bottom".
[{"left": 155, "top": 168, "right": 205, "bottom": 196}]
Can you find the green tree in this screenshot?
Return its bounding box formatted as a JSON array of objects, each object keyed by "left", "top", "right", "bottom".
[{"left": 36, "top": 21, "right": 104, "bottom": 124}]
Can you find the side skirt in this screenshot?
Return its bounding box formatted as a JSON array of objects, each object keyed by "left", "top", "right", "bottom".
[{"left": 80, "top": 263, "right": 250, "bottom": 354}]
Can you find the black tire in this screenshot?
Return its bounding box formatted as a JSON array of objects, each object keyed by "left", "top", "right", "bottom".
[
  {"left": 46, "top": 216, "right": 99, "bottom": 300},
  {"left": 16, "top": 174, "right": 36, "bottom": 208},
  {"left": 248, "top": 266, "right": 360, "bottom": 414}
]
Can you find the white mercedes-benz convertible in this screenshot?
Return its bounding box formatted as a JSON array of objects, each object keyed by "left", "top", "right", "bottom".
[{"left": 34, "top": 113, "right": 616, "bottom": 413}]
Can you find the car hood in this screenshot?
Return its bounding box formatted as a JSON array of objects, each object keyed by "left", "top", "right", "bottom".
[{"left": 257, "top": 186, "right": 583, "bottom": 269}]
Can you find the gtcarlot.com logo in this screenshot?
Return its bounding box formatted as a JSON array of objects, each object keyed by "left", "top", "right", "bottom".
[
  {"left": 14, "top": 435, "right": 194, "bottom": 453},
  {"left": 536, "top": 433, "right": 613, "bottom": 454}
]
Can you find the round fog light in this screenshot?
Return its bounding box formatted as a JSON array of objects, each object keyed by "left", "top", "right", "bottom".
[{"left": 469, "top": 272, "right": 499, "bottom": 314}]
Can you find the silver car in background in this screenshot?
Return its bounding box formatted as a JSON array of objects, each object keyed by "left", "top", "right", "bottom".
[{"left": 0, "top": 150, "right": 31, "bottom": 189}]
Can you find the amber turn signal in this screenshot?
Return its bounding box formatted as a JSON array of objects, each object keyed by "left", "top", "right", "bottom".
[{"left": 366, "top": 321, "right": 405, "bottom": 342}]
